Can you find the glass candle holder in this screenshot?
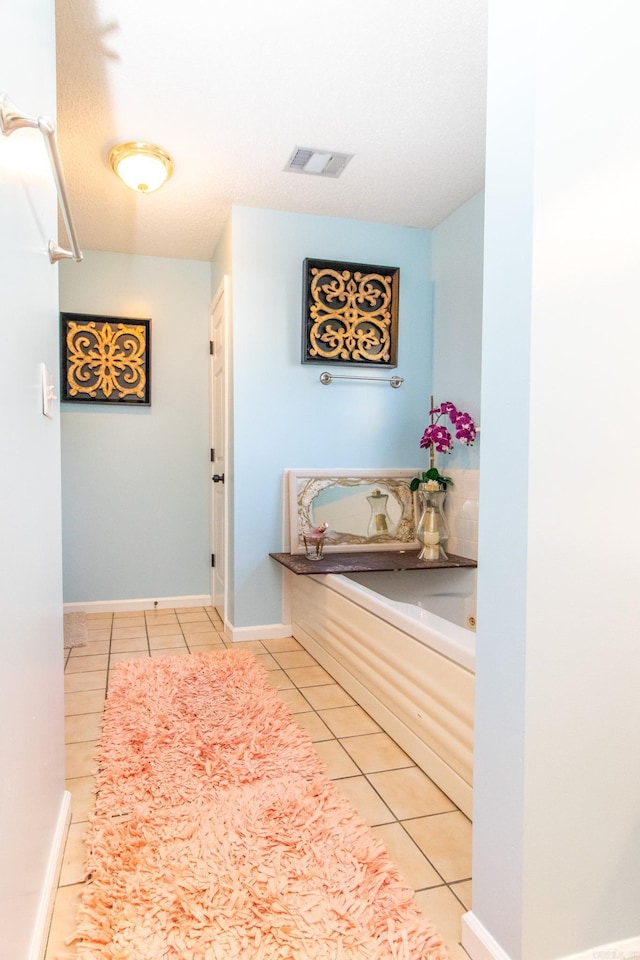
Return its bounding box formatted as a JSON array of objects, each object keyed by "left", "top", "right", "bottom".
[
  {"left": 303, "top": 534, "right": 326, "bottom": 560},
  {"left": 415, "top": 484, "right": 449, "bottom": 560}
]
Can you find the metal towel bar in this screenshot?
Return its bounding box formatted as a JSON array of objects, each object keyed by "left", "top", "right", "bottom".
[
  {"left": 0, "top": 93, "right": 83, "bottom": 264},
  {"left": 319, "top": 371, "right": 404, "bottom": 388}
]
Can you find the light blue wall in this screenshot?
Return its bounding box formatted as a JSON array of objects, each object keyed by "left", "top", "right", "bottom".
[
  {"left": 1, "top": 2, "right": 66, "bottom": 954},
  {"left": 432, "top": 191, "right": 484, "bottom": 471},
  {"left": 226, "top": 206, "right": 432, "bottom": 627},
  {"left": 59, "top": 252, "right": 211, "bottom": 602}
]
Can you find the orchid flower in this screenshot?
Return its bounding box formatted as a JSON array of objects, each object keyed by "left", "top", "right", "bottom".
[{"left": 411, "top": 399, "right": 477, "bottom": 491}]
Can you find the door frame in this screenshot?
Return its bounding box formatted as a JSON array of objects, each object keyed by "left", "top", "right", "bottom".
[{"left": 209, "top": 275, "right": 231, "bottom": 621}]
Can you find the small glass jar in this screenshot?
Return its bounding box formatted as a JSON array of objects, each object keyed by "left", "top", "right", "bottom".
[{"left": 303, "top": 533, "right": 326, "bottom": 560}]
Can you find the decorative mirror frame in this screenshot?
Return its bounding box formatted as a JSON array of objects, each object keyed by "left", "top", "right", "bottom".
[{"left": 287, "top": 468, "right": 420, "bottom": 554}]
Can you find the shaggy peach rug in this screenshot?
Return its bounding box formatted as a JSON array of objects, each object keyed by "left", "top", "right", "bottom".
[{"left": 71, "top": 651, "right": 448, "bottom": 960}]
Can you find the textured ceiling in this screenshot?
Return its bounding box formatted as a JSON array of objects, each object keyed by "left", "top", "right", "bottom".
[{"left": 55, "top": 0, "right": 487, "bottom": 262}]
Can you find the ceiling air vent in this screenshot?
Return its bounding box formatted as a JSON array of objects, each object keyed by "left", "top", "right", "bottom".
[{"left": 284, "top": 146, "right": 354, "bottom": 178}]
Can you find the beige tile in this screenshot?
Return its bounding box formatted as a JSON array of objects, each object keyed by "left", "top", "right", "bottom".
[
  {"left": 450, "top": 880, "right": 472, "bottom": 910},
  {"left": 294, "top": 711, "right": 334, "bottom": 742},
  {"left": 369, "top": 767, "right": 456, "bottom": 820},
  {"left": 302, "top": 683, "right": 355, "bottom": 711},
  {"left": 264, "top": 669, "right": 295, "bottom": 691},
  {"left": 225, "top": 640, "right": 268, "bottom": 654},
  {"left": 276, "top": 687, "right": 312, "bottom": 713},
  {"left": 86, "top": 627, "right": 111, "bottom": 640},
  {"left": 312, "top": 740, "right": 360, "bottom": 779},
  {"left": 148, "top": 634, "right": 187, "bottom": 650},
  {"left": 333, "top": 776, "right": 394, "bottom": 826},
  {"left": 371, "top": 822, "right": 443, "bottom": 891},
  {"left": 64, "top": 689, "right": 105, "bottom": 717},
  {"left": 187, "top": 641, "right": 226, "bottom": 654},
  {"left": 413, "top": 885, "right": 467, "bottom": 960},
  {"left": 341, "top": 732, "right": 412, "bottom": 773},
  {"left": 404, "top": 811, "right": 472, "bottom": 883},
  {"left": 110, "top": 616, "right": 145, "bottom": 628},
  {"left": 59, "top": 822, "right": 87, "bottom": 886},
  {"left": 65, "top": 712, "right": 102, "bottom": 744},
  {"left": 150, "top": 648, "right": 190, "bottom": 658},
  {"left": 147, "top": 623, "right": 183, "bottom": 637},
  {"left": 261, "top": 637, "right": 303, "bottom": 653},
  {"left": 253, "top": 652, "right": 280, "bottom": 670},
  {"left": 86, "top": 612, "right": 112, "bottom": 622},
  {"left": 64, "top": 671, "right": 107, "bottom": 694},
  {"left": 181, "top": 621, "right": 218, "bottom": 636},
  {"left": 175, "top": 606, "right": 205, "bottom": 614},
  {"left": 286, "top": 664, "right": 334, "bottom": 687},
  {"left": 69, "top": 639, "right": 109, "bottom": 657},
  {"left": 319, "top": 705, "right": 381, "bottom": 738},
  {"left": 110, "top": 636, "right": 149, "bottom": 653},
  {"left": 114, "top": 609, "right": 145, "bottom": 618},
  {"left": 144, "top": 613, "right": 179, "bottom": 625},
  {"left": 65, "top": 740, "right": 98, "bottom": 780},
  {"left": 177, "top": 610, "right": 209, "bottom": 622},
  {"left": 110, "top": 625, "right": 148, "bottom": 640},
  {"left": 65, "top": 654, "right": 109, "bottom": 674},
  {"left": 45, "top": 882, "right": 84, "bottom": 959},
  {"left": 188, "top": 631, "right": 226, "bottom": 647},
  {"left": 109, "top": 650, "right": 150, "bottom": 665},
  {"left": 65, "top": 775, "right": 96, "bottom": 823},
  {"left": 273, "top": 650, "right": 317, "bottom": 669}
]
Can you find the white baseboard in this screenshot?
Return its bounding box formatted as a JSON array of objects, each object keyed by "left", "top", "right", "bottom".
[
  {"left": 225, "top": 620, "right": 293, "bottom": 643},
  {"left": 560, "top": 935, "right": 640, "bottom": 960},
  {"left": 462, "top": 913, "right": 512, "bottom": 960},
  {"left": 63, "top": 594, "right": 212, "bottom": 614},
  {"left": 29, "top": 790, "right": 71, "bottom": 960},
  {"left": 462, "top": 912, "right": 640, "bottom": 960}
]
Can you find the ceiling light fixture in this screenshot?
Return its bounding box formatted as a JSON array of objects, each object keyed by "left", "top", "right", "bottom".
[{"left": 109, "top": 141, "right": 174, "bottom": 193}]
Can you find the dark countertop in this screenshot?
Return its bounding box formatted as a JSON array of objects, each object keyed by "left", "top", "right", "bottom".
[{"left": 269, "top": 550, "right": 477, "bottom": 576}]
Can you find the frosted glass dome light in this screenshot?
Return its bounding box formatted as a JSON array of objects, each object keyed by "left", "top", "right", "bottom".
[{"left": 109, "top": 141, "right": 174, "bottom": 193}]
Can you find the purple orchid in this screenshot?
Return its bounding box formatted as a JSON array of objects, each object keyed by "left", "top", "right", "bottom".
[
  {"left": 413, "top": 399, "right": 477, "bottom": 489},
  {"left": 420, "top": 423, "right": 453, "bottom": 454}
]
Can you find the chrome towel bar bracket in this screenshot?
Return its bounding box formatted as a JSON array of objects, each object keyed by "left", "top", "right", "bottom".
[
  {"left": 319, "top": 372, "right": 404, "bottom": 388},
  {"left": 0, "top": 93, "right": 83, "bottom": 264}
]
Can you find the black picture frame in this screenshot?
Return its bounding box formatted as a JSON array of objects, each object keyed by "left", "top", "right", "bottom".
[
  {"left": 302, "top": 257, "right": 399, "bottom": 367},
  {"left": 60, "top": 312, "right": 151, "bottom": 405}
]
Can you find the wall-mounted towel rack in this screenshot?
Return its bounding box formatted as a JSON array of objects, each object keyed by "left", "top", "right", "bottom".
[
  {"left": 319, "top": 371, "right": 404, "bottom": 388},
  {"left": 0, "top": 93, "right": 83, "bottom": 264}
]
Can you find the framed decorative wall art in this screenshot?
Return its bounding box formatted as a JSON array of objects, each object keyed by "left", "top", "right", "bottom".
[
  {"left": 60, "top": 312, "right": 151, "bottom": 405},
  {"left": 302, "top": 258, "right": 399, "bottom": 367}
]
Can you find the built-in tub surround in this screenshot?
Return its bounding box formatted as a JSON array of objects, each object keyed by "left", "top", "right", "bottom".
[
  {"left": 441, "top": 468, "right": 479, "bottom": 561},
  {"left": 290, "top": 566, "right": 476, "bottom": 817}
]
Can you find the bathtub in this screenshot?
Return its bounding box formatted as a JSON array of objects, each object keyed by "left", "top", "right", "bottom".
[{"left": 290, "top": 566, "right": 476, "bottom": 818}]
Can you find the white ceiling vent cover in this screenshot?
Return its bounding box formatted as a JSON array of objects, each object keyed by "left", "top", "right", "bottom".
[{"left": 285, "top": 146, "right": 354, "bottom": 178}]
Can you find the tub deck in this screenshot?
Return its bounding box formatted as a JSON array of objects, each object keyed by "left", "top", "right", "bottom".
[{"left": 270, "top": 549, "right": 477, "bottom": 575}]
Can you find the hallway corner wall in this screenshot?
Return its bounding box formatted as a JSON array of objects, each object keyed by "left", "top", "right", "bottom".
[{"left": 59, "top": 251, "right": 212, "bottom": 603}]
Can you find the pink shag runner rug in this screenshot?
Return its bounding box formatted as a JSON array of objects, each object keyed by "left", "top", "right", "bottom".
[{"left": 71, "top": 650, "right": 448, "bottom": 960}]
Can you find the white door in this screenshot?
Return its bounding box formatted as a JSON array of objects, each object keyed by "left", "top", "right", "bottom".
[{"left": 209, "top": 277, "right": 229, "bottom": 615}]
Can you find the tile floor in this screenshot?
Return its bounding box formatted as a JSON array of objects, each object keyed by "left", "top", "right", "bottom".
[{"left": 47, "top": 606, "right": 472, "bottom": 959}]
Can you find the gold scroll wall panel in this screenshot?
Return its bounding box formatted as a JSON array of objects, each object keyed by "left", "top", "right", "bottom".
[
  {"left": 302, "top": 258, "right": 399, "bottom": 366},
  {"left": 60, "top": 313, "right": 151, "bottom": 405}
]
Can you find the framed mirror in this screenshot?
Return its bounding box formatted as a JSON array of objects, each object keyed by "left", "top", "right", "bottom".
[{"left": 287, "top": 469, "right": 419, "bottom": 554}]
